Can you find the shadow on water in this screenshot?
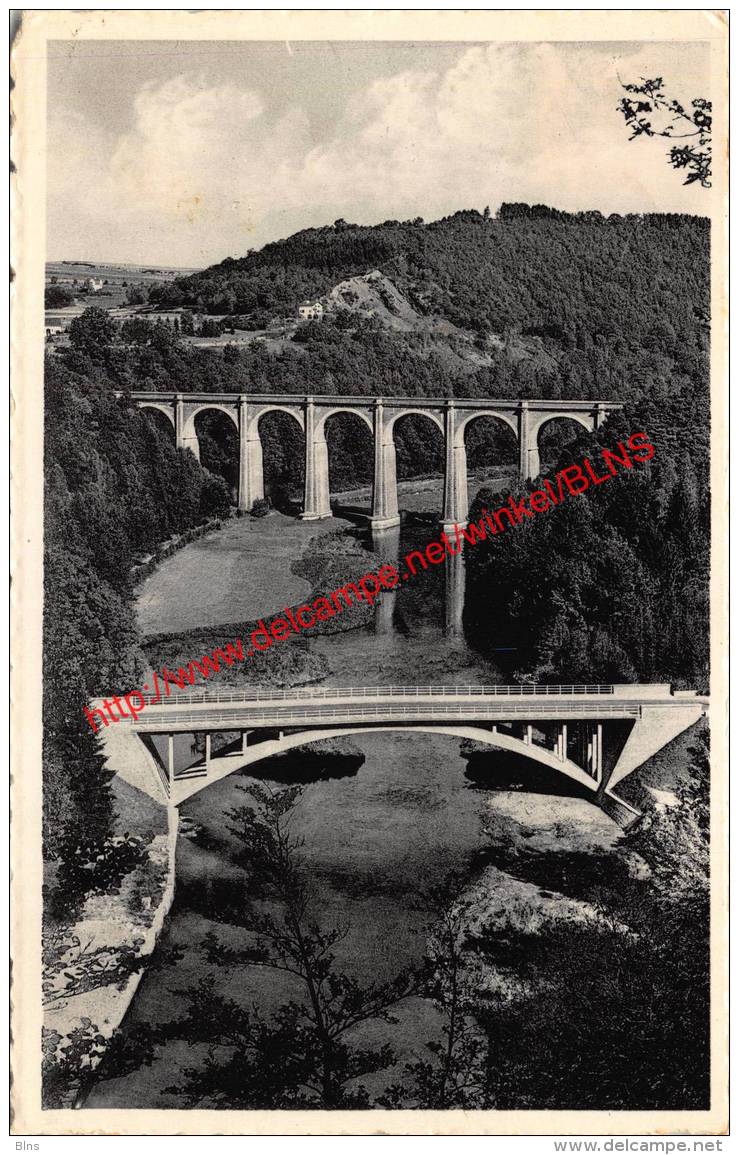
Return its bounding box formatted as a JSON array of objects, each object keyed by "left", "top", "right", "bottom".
[
  {"left": 462, "top": 750, "right": 593, "bottom": 801},
  {"left": 145, "top": 732, "right": 365, "bottom": 783},
  {"left": 217, "top": 735, "right": 366, "bottom": 785}
]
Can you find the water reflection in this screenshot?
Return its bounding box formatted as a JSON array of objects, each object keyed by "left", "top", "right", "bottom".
[
  {"left": 370, "top": 523, "right": 401, "bottom": 636},
  {"left": 443, "top": 542, "right": 465, "bottom": 638},
  {"left": 368, "top": 518, "right": 467, "bottom": 640}
]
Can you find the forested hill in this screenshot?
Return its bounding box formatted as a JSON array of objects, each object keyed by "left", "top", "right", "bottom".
[{"left": 150, "top": 205, "right": 709, "bottom": 346}]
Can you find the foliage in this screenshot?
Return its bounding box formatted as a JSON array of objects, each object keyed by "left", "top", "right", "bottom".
[
  {"left": 475, "top": 733, "right": 709, "bottom": 1109},
  {"left": 42, "top": 926, "right": 147, "bottom": 1008},
  {"left": 45, "top": 284, "right": 74, "bottom": 308},
  {"left": 42, "top": 1018, "right": 158, "bottom": 1108},
  {"left": 623, "top": 727, "right": 710, "bottom": 898},
  {"left": 380, "top": 878, "right": 487, "bottom": 1109},
  {"left": 466, "top": 397, "right": 709, "bottom": 688},
  {"left": 198, "top": 472, "right": 232, "bottom": 519},
  {"left": 43, "top": 340, "right": 222, "bottom": 914},
  {"left": 125, "top": 284, "right": 147, "bottom": 305},
  {"left": 68, "top": 307, "right": 118, "bottom": 354},
  {"left": 42, "top": 1020, "right": 109, "bottom": 1108},
  {"left": 163, "top": 783, "right": 418, "bottom": 1107},
  {"left": 464, "top": 730, "right": 711, "bottom": 1110},
  {"left": 476, "top": 899, "right": 708, "bottom": 1109},
  {"left": 249, "top": 496, "right": 271, "bottom": 518},
  {"left": 55, "top": 833, "right": 148, "bottom": 905},
  {"left": 618, "top": 77, "right": 712, "bottom": 188}
]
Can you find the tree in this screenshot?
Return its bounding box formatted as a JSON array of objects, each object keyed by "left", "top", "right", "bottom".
[
  {"left": 198, "top": 472, "right": 231, "bottom": 519},
  {"left": 166, "top": 783, "right": 418, "bottom": 1108},
  {"left": 68, "top": 307, "right": 118, "bottom": 354},
  {"left": 198, "top": 318, "right": 223, "bottom": 337},
  {"left": 381, "top": 878, "right": 487, "bottom": 1109},
  {"left": 125, "top": 284, "right": 147, "bottom": 305},
  {"left": 618, "top": 77, "right": 712, "bottom": 188},
  {"left": 45, "top": 284, "right": 74, "bottom": 308}
]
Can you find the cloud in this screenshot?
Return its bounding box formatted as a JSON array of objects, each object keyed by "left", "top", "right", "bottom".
[
  {"left": 291, "top": 42, "right": 707, "bottom": 222},
  {"left": 47, "top": 42, "right": 711, "bottom": 265}
]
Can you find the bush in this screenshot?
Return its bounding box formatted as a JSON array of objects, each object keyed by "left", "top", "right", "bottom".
[
  {"left": 250, "top": 497, "right": 271, "bottom": 518},
  {"left": 45, "top": 284, "right": 74, "bottom": 308},
  {"left": 56, "top": 833, "right": 147, "bottom": 900},
  {"left": 199, "top": 473, "right": 232, "bottom": 519}
]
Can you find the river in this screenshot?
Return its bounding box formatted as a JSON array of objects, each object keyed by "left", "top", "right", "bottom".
[{"left": 85, "top": 495, "right": 627, "bottom": 1109}]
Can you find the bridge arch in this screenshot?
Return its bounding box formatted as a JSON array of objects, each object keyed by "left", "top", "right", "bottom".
[
  {"left": 172, "top": 722, "right": 600, "bottom": 806},
  {"left": 529, "top": 411, "right": 595, "bottom": 441},
  {"left": 246, "top": 403, "right": 305, "bottom": 441},
  {"left": 315, "top": 406, "right": 373, "bottom": 438},
  {"left": 454, "top": 409, "right": 518, "bottom": 447},
  {"left": 181, "top": 402, "right": 239, "bottom": 445},
  {"left": 531, "top": 412, "right": 595, "bottom": 467},
  {"left": 139, "top": 401, "right": 175, "bottom": 430},
  {"left": 456, "top": 412, "right": 519, "bottom": 496},
  {"left": 194, "top": 408, "right": 242, "bottom": 498},
  {"left": 389, "top": 410, "right": 445, "bottom": 486},
  {"left": 257, "top": 408, "right": 307, "bottom": 513},
  {"left": 386, "top": 407, "right": 445, "bottom": 438},
  {"left": 320, "top": 411, "right": 374, "bottom": 508}
]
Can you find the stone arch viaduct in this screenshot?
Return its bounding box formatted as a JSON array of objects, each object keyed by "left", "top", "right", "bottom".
[{"left": 126, "top": 391, "right": 622, "bottom": 529}]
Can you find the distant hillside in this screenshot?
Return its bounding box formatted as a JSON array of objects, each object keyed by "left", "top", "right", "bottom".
[{"left": 149, "top": 205, "right": 709, "bottom": 349}]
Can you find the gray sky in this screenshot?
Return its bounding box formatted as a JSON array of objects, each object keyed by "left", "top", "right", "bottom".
[{"left": 47, "top": 39, "right": 711, "bottom": 267}]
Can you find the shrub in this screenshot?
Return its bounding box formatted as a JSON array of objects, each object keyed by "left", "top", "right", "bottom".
[
  {"left": 250, "top": 497, "right": 271, "bottom": 518},
  {"left": 56, "top": 833, "right": 148, "bottom": 900}
]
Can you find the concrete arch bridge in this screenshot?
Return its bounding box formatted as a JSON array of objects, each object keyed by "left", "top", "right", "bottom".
[
  {"left": 124, "top": 391, "right": 622, "bottom": 530},
  {"left": 129, "top": 683, "right": 707, "bottom": 824}
]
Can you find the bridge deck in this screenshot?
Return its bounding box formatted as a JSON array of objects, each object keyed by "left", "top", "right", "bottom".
[
  {"left": 126, "top": 391, "right": 622, "bottom": 411},
  {"left": 133, "top": 700, "right": 644, "bottom": 733},
  {"left": 130, "top": 684, "right": 699, "bottom": 734}
]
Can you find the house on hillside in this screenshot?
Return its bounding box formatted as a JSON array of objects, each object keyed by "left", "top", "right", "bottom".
[
  {"left": 87, "top": 277, "right": 104, "bottom": 292},
  {"left": 298, "top": 300, "right": 324, "bottom": 321}
]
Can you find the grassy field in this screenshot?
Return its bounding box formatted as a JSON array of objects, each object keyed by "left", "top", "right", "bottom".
[
  {"left": 135, "top": 511, "right": 351, "bottom": 638},
  {"left": 46, "top": 259, "right": 199, "bottom": 313}
]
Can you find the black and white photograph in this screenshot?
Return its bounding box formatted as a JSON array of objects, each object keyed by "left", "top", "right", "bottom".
[{"left": 10, "top": 9, "right": 729, "bottom": 1138}]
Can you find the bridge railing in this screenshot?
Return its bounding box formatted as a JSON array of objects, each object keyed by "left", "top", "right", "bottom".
[
  {"left": 141, "top": 683, "right": 616, "bottom": 707},
  {"left": 134, "top": 700, "right": 639, "bottom": 730}
]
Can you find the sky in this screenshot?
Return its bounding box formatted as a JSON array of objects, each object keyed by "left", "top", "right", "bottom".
[{"left": 46, "top": 39, "right": 711, "bottom": 268}]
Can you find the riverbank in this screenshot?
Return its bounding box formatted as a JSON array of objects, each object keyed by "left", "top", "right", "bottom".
[
  {"left": 331, "top": 466, "right": 514, "bottom": 516},
  {"left": 42, "top": 724, "right": 177, "bottom": 1108},
  {"left": 131, "top": 515, "right": 226, "bottom": 585}
]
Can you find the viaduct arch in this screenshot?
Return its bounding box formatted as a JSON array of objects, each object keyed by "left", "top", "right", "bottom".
[{"left": 129, "top": 391, "right": 621, "bottom": 530}]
